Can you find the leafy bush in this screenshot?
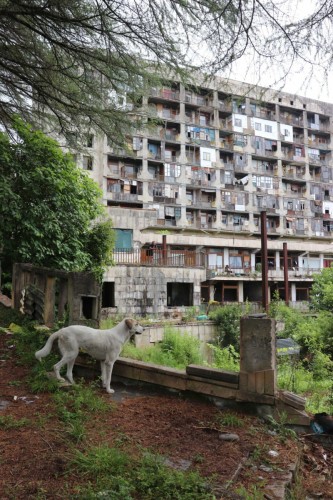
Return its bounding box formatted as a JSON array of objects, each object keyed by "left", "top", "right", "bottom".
[
  {"left": 269, "top": 298, "right": 305, "bottom": 339},
  {"left": 310, "top": 266, "right": 333, "bottom": 311},
  {"left": 206, "top": 344, "right": 239, "bottom": 371},
  {"left": 208, "top": 305, "right": 242, "bottom": 350}
]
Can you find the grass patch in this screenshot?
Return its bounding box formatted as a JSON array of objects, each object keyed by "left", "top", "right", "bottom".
[
  {"left": 71, "top": 444, "right": 214, "bottom": 499},
  {"left": 0, "top": 415, "right": 30, "bottom": 429},
  {"left": 52, "top": 381, "right": 110, "bottom": 443},
  {"left": 121, "top": 326, "right": 203, "bottom": 369}
]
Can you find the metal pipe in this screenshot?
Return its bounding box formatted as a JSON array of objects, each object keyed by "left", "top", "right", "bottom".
[
  {"left": 283, "top": 242, "right": 289, "bottom": 305},
  {"left": 261, "top": 211, "right": 269, "bottom": 312}
]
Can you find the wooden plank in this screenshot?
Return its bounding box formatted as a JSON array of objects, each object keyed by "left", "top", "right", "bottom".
[{"left": 186, "top": 365, "right": 239, "bottom": 384}]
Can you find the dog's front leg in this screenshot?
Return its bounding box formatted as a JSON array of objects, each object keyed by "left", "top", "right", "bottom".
[
  {"left": 100, "top": 360, "right": 107, "bottom": 388},
  {"left": 104, "top": 360, "right": 115, "bottom": 394}
]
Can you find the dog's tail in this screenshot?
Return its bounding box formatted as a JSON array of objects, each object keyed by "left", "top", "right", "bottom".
[{"left": 35, "top": 331, "right": 61, "bottom": 361}]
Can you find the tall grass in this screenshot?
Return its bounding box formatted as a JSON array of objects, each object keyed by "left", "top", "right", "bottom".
[{"left": 121, "top": 326, "right": 203, "bottom": 369}]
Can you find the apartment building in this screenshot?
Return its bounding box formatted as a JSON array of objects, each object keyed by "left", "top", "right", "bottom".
[{"left": 68, "top": 75, "right": 333, "bottom": 317}]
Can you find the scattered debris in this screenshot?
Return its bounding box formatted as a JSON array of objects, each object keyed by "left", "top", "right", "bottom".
[{"left": 219, "top": 433, "right": 240, "bottom": 441}]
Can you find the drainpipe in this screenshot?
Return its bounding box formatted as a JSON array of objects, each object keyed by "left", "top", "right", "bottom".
[
  {"left": 261, "top": 211, "right": 269, "bottom": 312},
  {"left": 162, "top": 235, "right": 167, "bottom": 265},
  {"left": 283, "top": 242, "right": 289, "bottom": 305}
]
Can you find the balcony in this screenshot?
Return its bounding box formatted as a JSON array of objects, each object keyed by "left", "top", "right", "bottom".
[
  {"left": 112, "top": 248, "right": 205, "bottom": 268},
  {"left": 150, "top": 88, "right": 180, "bottom": 101},
  {"left": 106, "top": 192, "right": 139, "bottom": 203}
]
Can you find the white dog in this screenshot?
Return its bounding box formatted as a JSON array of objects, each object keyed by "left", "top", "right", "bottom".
[{"left": 35, "top": 318, "right": 144, "bottom": 394}]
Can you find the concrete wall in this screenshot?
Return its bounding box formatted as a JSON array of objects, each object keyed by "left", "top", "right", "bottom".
[
  {"left": 103, "top": 265, "right": 206, "bottom": 316},
  {"left": 134, "top": 321, "right": 215, "bottom": 348}
]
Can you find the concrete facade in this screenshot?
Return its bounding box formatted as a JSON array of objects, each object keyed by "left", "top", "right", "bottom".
[{"left": 58, "top": 74, "right": 333, "bottom": 316}]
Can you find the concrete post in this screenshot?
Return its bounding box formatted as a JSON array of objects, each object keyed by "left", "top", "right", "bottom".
[{"left": 239, "top": 315, "right": 277, "bottom": 400}]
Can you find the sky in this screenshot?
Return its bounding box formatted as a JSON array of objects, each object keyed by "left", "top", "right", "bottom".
[
  {"left": 226, "top": 58, "right": 333, "bottom": 104},
  {"left": 218, "top": 1, "right": 333, "bottom": 104}
]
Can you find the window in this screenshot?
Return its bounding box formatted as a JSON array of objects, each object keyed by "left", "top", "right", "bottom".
[
  {"left": 114, "top": 229, "right": 133, "bottom": 249},
  {"left": 82, "top": 155, "right": 93, "bottom": 170},
  {"left": 199, "top": 114, "right": 207, "bottom": 126},
  {"left": 203, "top": 151, "right": 211, "bottom": 161},
  {"left": 167, "top": 283, "right": 193, "bottom": 306},
  {"left": 229, "top": 255, "right": 242, "bottom": 268},
  {"left": 255, "top": 122, "right": 261, "bottom": 131},
  {"left": 85, "top": 134, "right": 94, "bottom": 148},
  {"left": 234, "top": 118, "right": 242, "bottom": 127},
  {"left": 102, "top": 282, "right": 115, "bottom": 308},
  {"left": 265, "top": 124, "right": 272, "bottom": 133}
]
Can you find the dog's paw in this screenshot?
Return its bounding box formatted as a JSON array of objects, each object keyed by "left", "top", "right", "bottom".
[{"left": 106, "top": 388, "right": 115, "bottom": 394}]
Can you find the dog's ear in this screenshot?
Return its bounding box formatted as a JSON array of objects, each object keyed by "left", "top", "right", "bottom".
[{"left": 125, "top": 318, "right": 134, "bottom": 330}]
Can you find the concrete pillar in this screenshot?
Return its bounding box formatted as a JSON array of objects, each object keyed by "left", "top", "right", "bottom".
[
  {"left": 223, "top": 248, "right": 229, "bottom": 266},
  {"left": 291, "top": 283, "right": 297, "bottom": 303},
  {"left": 238, "top": 281, "right": 244, "bottom": 302},
  {"left": 250, "top": 253, "right": 256, "bottom": 272},
  {"left": 239, "top": 315, "right": 277, "bottom": 400}
]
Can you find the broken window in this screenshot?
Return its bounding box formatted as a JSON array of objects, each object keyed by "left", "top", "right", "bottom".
[
  {"left": 167, "top": 283, "right": 193, "bottom": 307},
  {"left": 102, "top": 282, "right": 115, "bottom": 308},
  {"left": 82, "top": 155, "right": 93, "bottom": 170}
]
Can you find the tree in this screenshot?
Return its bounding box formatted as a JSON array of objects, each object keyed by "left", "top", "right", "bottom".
[
  {"left": 0, "top": 1, "right": 331, "bottom": 143},
  {"left": 0, "top": 119, "right": 115, "bottom": 280},
  {"left": 310, "top": 267, "right": 333, "bottom": 312}
]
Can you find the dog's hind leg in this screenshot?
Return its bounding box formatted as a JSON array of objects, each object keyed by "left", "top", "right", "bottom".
[
  {"left": 53, "top": 354, "right": 76, "bottom": 383},
  {"left": 65, "top": 358, "right": 76, "bottom": 384}
]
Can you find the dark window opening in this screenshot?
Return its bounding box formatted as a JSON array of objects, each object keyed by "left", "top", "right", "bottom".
[
  {"left": 201, "top": 285, "right": 209, "bottom": 303},
  {"left": 296, "top": 288, "right": 309, "bottom": 301},
  {"left": 167, "top": 283, "right": 193, "bottom": 306},
  {"left": 102, "top": 282, "right": 115, "bottom": 308},
  {"left": 81, "top": 296, "right": 96, "bottom": 319},
  {"left": 223, "top": 287, "right": 238, "bottom": 302}
]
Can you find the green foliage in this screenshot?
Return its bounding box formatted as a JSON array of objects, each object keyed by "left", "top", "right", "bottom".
[
  {"left": 0, "top": 304, "right": 25, "bottom": 328},
  {"left": 208, "top": 305, "right": 242, "bottom": 350},
  {"left": 182, "top": 306, "right": 199, "bottom": 322},
  {"left": 310, "top": 267, "right": 333, "bottom": 311},
  {"left": 159, "top": 327, "right": 203, "bottom": 366},
  {"left": 216, "top": 413, "right": 244, "bottom": 428},
  {"left": 122, "top": 326, "right": 203, "bottom": 369},
  {"left": 0, "top": 415, "right": 30, "bottom": 429},
  {"left": 265, "top": 414, "right": 297, "bottom": 442},
  {"left": 85, "top": 219, "right": 115, "bottom": 282},
  {"left": 206, "top": 344, "right": 240, "bottom": 371},
  {"left": 0, "top": 119, "right": 114, "bottom": 280},
  {"left": 53, "top": 382, "right": 109, "bottom": 442},
  {"left": 269, "top": 298, "right": 305, "bottom": 339},
  {"left": 71, "top": 445, "right": 214, "bottom": 500}
]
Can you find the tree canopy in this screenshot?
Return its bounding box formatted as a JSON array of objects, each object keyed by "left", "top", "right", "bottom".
[
  {"left": 0, "top": 119, "right": 114, "bottom": 279},
  {"left": 0, "top": 1, "right": 332, "bottom": 143}
]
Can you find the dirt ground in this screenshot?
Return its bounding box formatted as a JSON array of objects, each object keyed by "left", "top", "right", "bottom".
[{"left": 1, "top": 328, "right": 333, "bottom": 499}]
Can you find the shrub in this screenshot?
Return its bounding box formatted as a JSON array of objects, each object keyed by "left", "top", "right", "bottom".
[{"left": 208, "top": 305, "right": 242, "bottom": 350}]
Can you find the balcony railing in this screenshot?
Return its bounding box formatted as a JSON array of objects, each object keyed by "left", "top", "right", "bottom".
[{"left": 113, "top": 249, "right": 205, "bottom": 267}]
